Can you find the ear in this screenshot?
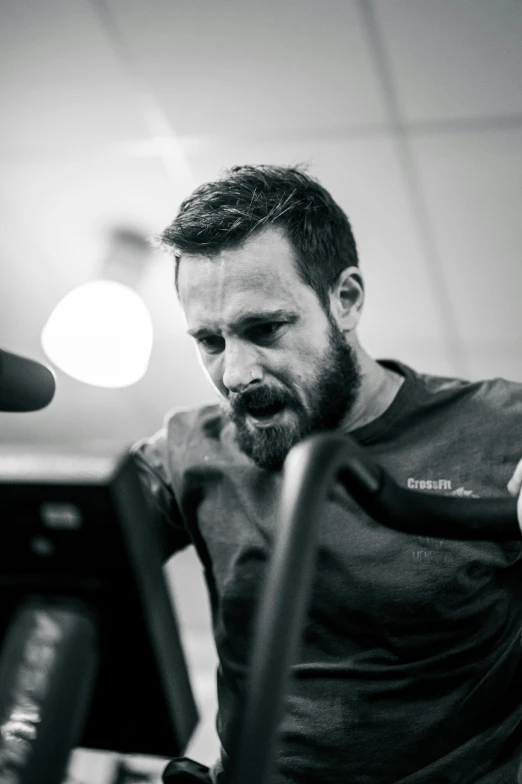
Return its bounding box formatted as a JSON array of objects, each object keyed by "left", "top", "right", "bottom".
[{"left": 328, "top": 267, "right": 364, "bottom": 332}]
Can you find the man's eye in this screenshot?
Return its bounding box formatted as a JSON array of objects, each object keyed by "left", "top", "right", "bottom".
[
  {"left": 197, "top": 336, "right": 224, "bottom": 353},
  {"left": 249, "top": 323, "right": 283, "bottom": 341}
]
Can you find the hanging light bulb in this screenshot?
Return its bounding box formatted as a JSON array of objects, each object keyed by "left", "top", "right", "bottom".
[{"left": 41, "top": 229, "right": 154, "bottom": 389}]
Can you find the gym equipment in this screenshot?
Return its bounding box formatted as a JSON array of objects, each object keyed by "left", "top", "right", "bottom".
[
  {"left": 225, "top": 433, "right": 520, "bottom": 784},
  {"left": 0, "top": 347, "right": 56, "bottom": 412},
  {"left": 0, "top": 433, "right": 518, "bottom": 784},
  {"left": 0, "top": 448, "right": 198, "bottom": 784}
]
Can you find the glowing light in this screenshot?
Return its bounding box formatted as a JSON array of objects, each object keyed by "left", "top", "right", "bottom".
[{"left": 41, "top": 281, "right": 153, "bottom": 388}]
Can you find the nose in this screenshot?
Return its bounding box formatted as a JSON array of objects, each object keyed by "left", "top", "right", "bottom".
[{"left": 221, "top": 341, "right": 261, "bottom": 394}]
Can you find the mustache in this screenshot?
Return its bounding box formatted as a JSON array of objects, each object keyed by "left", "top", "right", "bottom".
[{"left": 227, "top": 384, "right": 297, "bottom": 416}]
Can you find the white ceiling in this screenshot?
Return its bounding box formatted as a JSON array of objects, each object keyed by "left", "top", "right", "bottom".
[{"left": 1, "top": 0, "right": 521, "bottom": 447}]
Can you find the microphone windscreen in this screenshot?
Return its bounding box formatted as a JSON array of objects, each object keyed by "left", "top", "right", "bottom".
[{"left": 0, "top": 349, "right": 56, "bottom": 412}]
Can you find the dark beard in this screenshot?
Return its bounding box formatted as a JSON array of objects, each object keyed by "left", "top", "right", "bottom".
[{"left": 221, "top": 323, "right": 361, "bottom": 471}]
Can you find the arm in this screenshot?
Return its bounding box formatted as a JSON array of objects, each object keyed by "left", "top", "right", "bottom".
[{"left": 131, "top": 432, "right": 193, "bottom": 561}]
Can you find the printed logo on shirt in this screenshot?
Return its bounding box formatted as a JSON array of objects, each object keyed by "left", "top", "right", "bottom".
[
  {"left": 448, "top": 486, "right": 480, "bottom": 499},
  {"left": 412, "top": 535, "right": 455, "bottom": 566},
  {"left": 407, "top": 480, "right": 480, "bottom": 565},
  {"left": 406, "top": 478, "right": 480, "bottom": 498},
  {"left": 407, "top": 477, "right": 452, "bottom": 491}
]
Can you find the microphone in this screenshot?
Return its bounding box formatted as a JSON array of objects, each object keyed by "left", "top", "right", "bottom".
[{"left": 0, "top": 348, "right": 56, "bottom": 412}]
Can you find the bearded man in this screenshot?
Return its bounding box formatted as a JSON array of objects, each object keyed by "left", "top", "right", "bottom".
[{"left": 133, "top": 165, "right": 522, "bottom": 784}]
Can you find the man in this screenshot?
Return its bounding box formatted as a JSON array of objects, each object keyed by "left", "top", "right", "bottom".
[{"left": 133, "top": 165, "right": 522, "bottom": 783}]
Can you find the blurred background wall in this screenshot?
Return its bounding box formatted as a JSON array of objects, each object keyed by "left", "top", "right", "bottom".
[{"left": 1, "top": 1, "right": 521, "bottom": 781}]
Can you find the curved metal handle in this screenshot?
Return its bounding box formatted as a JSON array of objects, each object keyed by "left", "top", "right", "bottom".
[
  {"left": 332, "top": 434, "right": 520, "bottom": 540},
  {"left": 226, "top": 432, "right": 520, "bottom": 784}
]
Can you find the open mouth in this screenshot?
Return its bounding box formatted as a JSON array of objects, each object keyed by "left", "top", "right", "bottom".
[{"left": 246, "top": 400, "right": 285, "bottom": 421}]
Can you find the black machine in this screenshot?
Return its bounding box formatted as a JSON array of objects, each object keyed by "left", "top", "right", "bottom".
[
  {"left": 0, "top": 347, "right": 520, "bottom": 784},
  {"left": 0, "top": 348, "right": 56, "bottom": 413},
  {"left": 0, "top": 349, "right": 198, "bottom": 784},
  {"left": 0, "top": 448, "right": 199, "bottom": 784}
]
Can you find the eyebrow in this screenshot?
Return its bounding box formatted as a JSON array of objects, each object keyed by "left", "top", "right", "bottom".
[{"left": 187, "top": 309, "right": 298, "bottom": 339}]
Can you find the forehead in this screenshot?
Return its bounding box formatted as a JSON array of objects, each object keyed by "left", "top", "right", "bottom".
[{"left": 177, "top": 227, "right": 319, "bottom": 330}]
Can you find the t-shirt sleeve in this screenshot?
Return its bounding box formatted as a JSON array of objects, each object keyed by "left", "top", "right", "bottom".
[{"left": 131, "top": 430, "right": 192, "bottom": 561}]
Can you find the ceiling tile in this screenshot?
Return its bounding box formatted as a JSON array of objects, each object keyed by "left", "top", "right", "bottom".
[
  {"left": 0, "top": 0, "right": 147, "bottom": 156},
  {"left": 372, "top": 0, "right": 522, "bottom": 124},
  {"left": 108, "top": 0, "right": 388, "bottom": 139}
]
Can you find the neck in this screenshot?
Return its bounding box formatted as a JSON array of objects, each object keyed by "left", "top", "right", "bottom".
[{"left": 341, "top": 341, "right": 404, "bottom": 432}]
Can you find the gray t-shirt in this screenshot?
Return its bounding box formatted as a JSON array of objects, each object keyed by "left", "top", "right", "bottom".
[{"left": 132, "top": 359, "right": 522, "bottom": 783}]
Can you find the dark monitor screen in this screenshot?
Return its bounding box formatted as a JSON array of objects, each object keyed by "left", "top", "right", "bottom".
[{"left": 0, "top": 448, "right": 199, "bottom": 758}]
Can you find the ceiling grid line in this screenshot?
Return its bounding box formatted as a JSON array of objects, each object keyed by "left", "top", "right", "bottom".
[
  {"left": 87, "top": 0, "right": 194, "bottom": 192},
  {"left": 356, "top": 0, "right": 469, "bottom": 378}
]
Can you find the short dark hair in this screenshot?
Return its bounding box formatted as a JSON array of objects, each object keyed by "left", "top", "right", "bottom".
[{"left": 157, "top": 164, "right": 359, "bottom": 311}]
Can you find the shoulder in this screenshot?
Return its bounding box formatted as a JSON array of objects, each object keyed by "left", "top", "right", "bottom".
[
  {"left": 432, "top": 370, "right": 522, "bottom": 414},
  {"left": 131, "top": 402, "right": 235, "bottom": 486},
  {"left": 399, "top": 359, "right": 522, "bottom": 415},
  {"left": 384, "top": 360, "right": 522, "bottom": 458},
  {"left": 161, "top": 403, "right": 232, "bottom": 466},
  {"left": 164, "top": 403, "right": 228, "bottom": 444},
  {"left": 406, "top": 364, "right": 522, "bottom": 464}
]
